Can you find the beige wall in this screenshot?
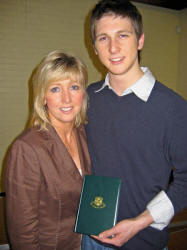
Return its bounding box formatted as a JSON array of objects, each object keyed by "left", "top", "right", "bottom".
[
  {"left": 139, "top": 4, "right": 179, "bottom": 91},
  {"left": 0, "top": 0, "right": 186, "bottom": 192},
  {"left": 177, "top": 9, "right": 187, "bottom": 99}
]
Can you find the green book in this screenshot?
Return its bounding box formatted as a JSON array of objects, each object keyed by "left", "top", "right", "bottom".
[{"left": 74, "top": 175, "right": 121, "bottom": 235}]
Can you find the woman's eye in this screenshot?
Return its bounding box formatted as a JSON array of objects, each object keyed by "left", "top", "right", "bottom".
[
  {"left": 71, "top": 85, "right": 80, "bottom": 90},
  {"left": 50, "top": 87, "right": 60, "bottom": 93}
]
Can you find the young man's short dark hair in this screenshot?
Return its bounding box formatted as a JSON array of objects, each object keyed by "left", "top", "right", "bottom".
[{"left": 90, "top": 0, "right": 143, "bottom": 44}]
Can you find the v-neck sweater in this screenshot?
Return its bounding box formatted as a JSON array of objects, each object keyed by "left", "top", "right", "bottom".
[{"left": 86, "top": 80, "right": 187, "bottom": 250}]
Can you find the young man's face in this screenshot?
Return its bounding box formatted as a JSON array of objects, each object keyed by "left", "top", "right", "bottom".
[{"left": 94, "top": 14, "right": 144, "bottom": 78}]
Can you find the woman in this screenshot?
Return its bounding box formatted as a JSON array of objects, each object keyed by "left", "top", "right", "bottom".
[{"left": 5, "top": 51, "right": 90, "bottom": 250}]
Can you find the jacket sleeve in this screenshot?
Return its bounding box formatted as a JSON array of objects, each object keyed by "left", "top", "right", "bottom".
[{"left": 5, "top": 139, "right": 41, "bottom": 250}]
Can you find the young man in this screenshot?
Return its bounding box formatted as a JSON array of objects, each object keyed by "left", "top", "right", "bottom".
[{"left": 82, "top": 0, "right": 187, "bottom": 249}]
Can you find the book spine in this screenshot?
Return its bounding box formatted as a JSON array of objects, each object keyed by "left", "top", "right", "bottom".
[{"left": 113, "top": 181, "right": 121, "bottom": 226}]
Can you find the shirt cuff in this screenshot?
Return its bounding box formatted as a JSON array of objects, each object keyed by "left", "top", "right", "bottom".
[{"left": 146, "top": 190, "right": 174, "bottom": 230}]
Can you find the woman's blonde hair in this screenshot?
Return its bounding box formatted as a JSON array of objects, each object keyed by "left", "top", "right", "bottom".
[{"left": 29, "top": 50, "right": 88, "bottom": 130}]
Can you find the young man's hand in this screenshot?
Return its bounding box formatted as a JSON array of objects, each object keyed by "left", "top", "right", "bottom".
[{"left": 92, "top": 210, "right": 153, "bottom": 247}]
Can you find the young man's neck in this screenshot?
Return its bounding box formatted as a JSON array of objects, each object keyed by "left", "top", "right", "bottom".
[{"left": 109, "top": 67, "right": 144, "bottom": 96}]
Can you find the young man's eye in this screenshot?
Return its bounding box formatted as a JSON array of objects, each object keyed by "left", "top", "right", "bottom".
[
  {"left": 50, "top": 87, "right": 60, "bottom": 93},
  {"left": 98, "top": 36, "right": 107, "bottom": 42},
  {"left": 119, "top": 34, "right": 127, "bottom": 38}
]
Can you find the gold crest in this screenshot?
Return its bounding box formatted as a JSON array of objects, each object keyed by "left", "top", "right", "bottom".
[{"left": 90, "top": 196, "right": 106, "bottom": 209}]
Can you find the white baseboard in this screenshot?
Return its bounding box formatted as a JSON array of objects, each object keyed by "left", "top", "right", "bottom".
[{"left": 0, "top": 245, "right": 10, "bottom": 250}]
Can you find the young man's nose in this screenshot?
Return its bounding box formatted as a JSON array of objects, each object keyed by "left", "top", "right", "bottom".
[{"left": 109, "top": 38, "right": 120, "bottom": 53}]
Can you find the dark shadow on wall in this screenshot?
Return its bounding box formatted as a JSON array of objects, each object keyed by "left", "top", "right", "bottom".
[
  {"left": 0, "top": 65, "right": 37, "bottom": 193},
  {"left": 0, "top": 147, "right": 11, "bottom": 193},
  {"left": 84, "top": 8, "right": 107, "bottom": 81},
  {"left": 24, "top": 66, "right": 37, "bottom": 130}
]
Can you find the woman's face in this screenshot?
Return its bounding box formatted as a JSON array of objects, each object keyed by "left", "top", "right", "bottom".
[{"left": 45, "top": 78, "right": 84, "bottom": 128}]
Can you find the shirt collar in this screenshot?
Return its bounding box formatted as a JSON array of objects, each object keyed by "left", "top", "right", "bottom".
[{"left": 95, "top": 67, "right": 156, "bottom": 102}]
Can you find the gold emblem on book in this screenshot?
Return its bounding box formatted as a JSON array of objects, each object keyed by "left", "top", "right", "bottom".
[{"left": 90, "top": 196, "right": 106, "bottom": 209}]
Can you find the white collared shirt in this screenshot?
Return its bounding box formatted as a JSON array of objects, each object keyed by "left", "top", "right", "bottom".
[
  {"left": 95, "top": 67, "right": 155, "bottom": 101},
  {"left": 95, "top": 67, "right": 174, "bottom": 230}
]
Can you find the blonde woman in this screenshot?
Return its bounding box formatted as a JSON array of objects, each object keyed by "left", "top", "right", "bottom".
[{"left": 5, "top": 51, "right": 90, "bottom": 250}]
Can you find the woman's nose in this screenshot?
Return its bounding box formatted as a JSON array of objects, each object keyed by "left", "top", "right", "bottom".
[{"left": 62, "top": 90, "right": 71, "bottom": 103}]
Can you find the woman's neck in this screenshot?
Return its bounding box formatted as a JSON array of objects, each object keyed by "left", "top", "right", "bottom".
[
  {"left": 54, "top": 124, "right": 82, "bottom": 172},
  {"left": 54, "top": 123, "right": 75, "bottom": 145}
]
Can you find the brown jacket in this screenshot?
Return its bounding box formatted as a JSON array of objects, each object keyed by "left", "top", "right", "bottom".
[{"left": 5, "top": 125, "right": 90, "bottom": 250}]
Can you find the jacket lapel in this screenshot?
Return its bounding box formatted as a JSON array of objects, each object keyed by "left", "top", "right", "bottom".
[
  {"left": 46, "top": 125, "right": 90, "bottom": 181},
  {"left": 75, "top": 126, "right": 91, "bottom": 177}
]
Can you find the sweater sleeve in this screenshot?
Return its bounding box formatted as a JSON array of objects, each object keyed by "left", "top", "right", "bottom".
[
  {"left": 166, "top": 99, "right": 187, "bottom": 214},
  {"left": 5, "top": 139, "right": 41, "bottom": 250},
  {"left": 148, "top": 98, "right": 187, "bottom": 229}
]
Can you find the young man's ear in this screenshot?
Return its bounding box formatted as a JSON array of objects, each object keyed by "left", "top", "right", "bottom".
[
  {"left": 138, "top": 33, "right": 145, "bottom": 50},
  {"left": 94, "top": 44, "right": 98, "bottom": 55}
]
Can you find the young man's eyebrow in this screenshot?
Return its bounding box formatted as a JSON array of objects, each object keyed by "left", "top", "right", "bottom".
[
  {"left": 117, "top": 30, "right": 133, "bottom": 34},
  {"left": 96, "top": 30, "right": 133, "bottom": 38},
  {"left": 95, "top": 33, "right": 107, "bottom": 38}
]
